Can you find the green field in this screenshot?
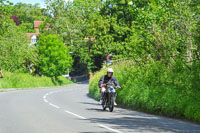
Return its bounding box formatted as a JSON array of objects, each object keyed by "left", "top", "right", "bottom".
[{"left": 0, "top": 70, "right": 73, "bottom": 89}]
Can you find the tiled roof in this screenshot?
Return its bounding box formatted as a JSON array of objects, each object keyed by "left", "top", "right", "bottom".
[{"left": 34, "top": 21, "right": 43, "bottom": 28}]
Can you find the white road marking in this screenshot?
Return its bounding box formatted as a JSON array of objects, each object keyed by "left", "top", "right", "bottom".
[
  {"left": 42, "top": 87, "right": 122, "bottom": 133},
  {"left": 99, "top": 124, "right": 122, "bottom": 133},
  {"left": 44, "top": 98, "right": 48, "bottom": 103},
  {"left": 65, "top": 110, "right": 87, "bottom": 120},
  {"left": 49, "top": 103, "right": 60, "bottom": 109}
]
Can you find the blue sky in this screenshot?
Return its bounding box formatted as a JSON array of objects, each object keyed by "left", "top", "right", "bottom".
[{"left": 8, "top": 0, "right": 46, "bottom": 7}]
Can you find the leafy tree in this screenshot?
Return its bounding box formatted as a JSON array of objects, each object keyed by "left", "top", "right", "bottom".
[
  {"left": 0, "top": 0, "right": 37, "bottom": 72},
  {"left": 0, "top": 19, "right": 37, "bottom": 72},
  {"left": 12, "top": 2, "right": 46, "bottom": 23},
  {"left": 44, "top": 0, "right": 103, "bottom": 74},
  {"left": 37, "top": 34, "right": 73, "bottom": 77},
  {"left": 10, "top": 15, "right": 20, "bottom": 25}
]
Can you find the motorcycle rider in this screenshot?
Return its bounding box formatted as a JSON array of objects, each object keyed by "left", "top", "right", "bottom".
[{"left": 98, "top": 68, "right": 121, "bottom": 105}]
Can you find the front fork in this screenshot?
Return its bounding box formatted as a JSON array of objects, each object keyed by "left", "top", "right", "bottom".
[
  {"left": 109, "top": 88, "right": 116, "bottom": 104},
  {"left": 101, "top": 87, "right": 116, "bottom": 103}
]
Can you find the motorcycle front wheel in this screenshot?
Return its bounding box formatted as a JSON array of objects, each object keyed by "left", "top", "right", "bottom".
[
  {"left": 109, "top": 95, "right": 114, "bottom": 112},
  {"left": 102, "top": 98, "right": 107, "bottom": 111}
]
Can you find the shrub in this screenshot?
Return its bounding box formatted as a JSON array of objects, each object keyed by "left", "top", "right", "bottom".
[
  {"left": 37, "top": 34, "right": 73, "bottom": 77},
  {"left": 89, "top": 60, "right": 200, "bottom": 123}
]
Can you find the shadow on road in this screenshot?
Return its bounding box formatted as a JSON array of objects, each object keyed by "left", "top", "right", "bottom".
[
  {"left": 86, "top": 108, "right": 104, "bottom": 112},
  {"left": 79, "top": 102, "right": 99, "bottom": 106},
  {"left": 75, "top": 82, "right": 200, "bottom": 132},
  {"left": 79, "top": 94, "right": 200, "bottom": 132},
  {"left": 87, "top": 114, "right": 200, "bottom": 132},
  {"left": 76, "top": 80, "right": 89, "bottom": 85}
]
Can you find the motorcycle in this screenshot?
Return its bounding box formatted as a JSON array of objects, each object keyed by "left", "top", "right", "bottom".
[{"left": 102, "top": 81, "right": 116, "bottom": 112}]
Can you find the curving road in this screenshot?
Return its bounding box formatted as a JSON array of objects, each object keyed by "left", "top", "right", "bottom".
[{"left": 0, "top": 81, "right": 200, "bottom": 133}]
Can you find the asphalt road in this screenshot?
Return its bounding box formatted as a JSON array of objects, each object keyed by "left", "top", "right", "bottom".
[{"left": 0, "top": 81, "right": 200, "bottom": 133}]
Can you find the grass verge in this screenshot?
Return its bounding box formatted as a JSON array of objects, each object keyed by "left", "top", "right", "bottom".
[
  {"left": 89, "top": 60, "right": 200, "bottom": 123},
  {"left": 0, "top": 70, "right": 73, "bottom": 89}
]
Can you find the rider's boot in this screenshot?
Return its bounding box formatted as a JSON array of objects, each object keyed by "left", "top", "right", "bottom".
[
  {"left": 99, "top": 99, "right": 103, "bottom": 105},
  {"left": 113, "top": 93, "right": 117, "bottom": 106},
  {"left": 99, "top": 92, "right": 104, "bottom": 105}
]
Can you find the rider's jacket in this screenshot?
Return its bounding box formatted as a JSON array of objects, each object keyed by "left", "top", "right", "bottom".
[{"left": 98, "top": 75, "right": 120, "bottom": 88}]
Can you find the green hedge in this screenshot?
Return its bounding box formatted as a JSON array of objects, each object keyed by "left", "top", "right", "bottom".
[
  {"left": 0, "top": 70, "right": 73, "bottom": 89},
  {"left": 89, "top": 60, "right": 200, "bottom": 123}
]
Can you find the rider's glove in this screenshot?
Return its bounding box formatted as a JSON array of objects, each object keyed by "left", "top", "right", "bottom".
[
  {"left": 117, "top": 86, "right": 121, "bottom": 89},
  {"left": 101, "top": 84, "right": 105, "bottom": 87}
]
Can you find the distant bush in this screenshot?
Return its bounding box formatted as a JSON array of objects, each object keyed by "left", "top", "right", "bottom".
[
  {"left": 89, "top": 60, "right": 200, "bottom": 123},
  {"left": 0, "top": 70, "right": 73, "bottom": 89}
]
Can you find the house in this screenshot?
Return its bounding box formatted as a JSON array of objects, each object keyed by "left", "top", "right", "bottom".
[
  {"left": 34, "top": 21, "right": 43, "bottom": 33},
  {"left": 27, "top": 21, "right": 43, "bottom": 45}
]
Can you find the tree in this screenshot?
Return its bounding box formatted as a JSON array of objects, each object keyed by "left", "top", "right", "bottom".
[
  {"left": 13, "top": 2, "right": 46, "bottom": 23},
  {"left": 42, "top": 0, "right": 199, "bottom": 74},
  {"left": 0, "top": 1, "right": 37, "bottom": 72},
  {"left": 37, "top": 34, "right": 73, "bottom": 77},
  {"left": 10, "top": 15, "right": 20, "bottom": 25},
  {"left": 0, "top": 22, "right": 37, "bottom": 72}
]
